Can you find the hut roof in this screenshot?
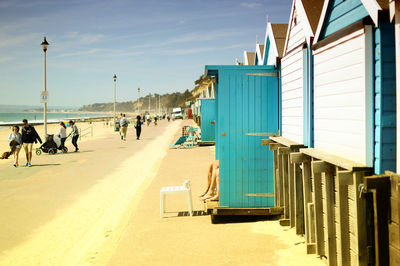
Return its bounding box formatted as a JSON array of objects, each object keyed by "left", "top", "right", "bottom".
[
  {"left": 302, "top": 0, "right": 325, "bottom": 34},
  {"left": 271, "top": 24, "right": 288, "bottom": 57}
]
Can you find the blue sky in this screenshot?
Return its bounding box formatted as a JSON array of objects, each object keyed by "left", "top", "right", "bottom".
[{"left": 0, "top": 0, "right": 291, "bottom": 107}]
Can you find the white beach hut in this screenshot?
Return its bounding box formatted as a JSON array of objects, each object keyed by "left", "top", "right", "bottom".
[
  {"left": 312, "top": 0, "right": 395, "bottom": 173},
  {"left": 280, "top": 0, "right": 324, "bottom": 146}
]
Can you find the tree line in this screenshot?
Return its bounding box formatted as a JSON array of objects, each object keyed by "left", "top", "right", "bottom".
[{"left": 79, "top": 90, "right": 193, "bottom": 113}]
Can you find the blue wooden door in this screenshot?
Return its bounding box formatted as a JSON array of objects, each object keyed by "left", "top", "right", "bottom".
[
  {"left": 200, "top": 99, "right": 216, "bottom": 141},
  {"left": 217, "top": 68, "right": 279, "bottom": 207}
]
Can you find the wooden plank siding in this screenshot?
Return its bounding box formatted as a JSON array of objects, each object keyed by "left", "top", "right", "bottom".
[
  {"left": 374, "top": 21, "right": 397, "bottom": 174},
  {"left": 280, "top": 3, "right": 307, "bottom": 145},
  {"left": 313, "top": 29, "right": 368, "bottom": 165},
  {"left": 320, "top": 0, "right": 369, "bottom": 40},
  {"left": 281, "top": 46, "right": 304, "bottom": 144},
  {"left": 286, "top": 6, "right": 307, "bottom": 52},
  {"left": 200, "top": 99, "right": 216, "bottom": 142}
]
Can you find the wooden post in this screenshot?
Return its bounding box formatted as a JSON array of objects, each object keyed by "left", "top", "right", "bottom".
[
  {"left": 283, "top": 151, "right": 289, "bottom": 220},
  {"left": 336, "top": 170, "right": 351, "bottom": 266},
  {"left": 289, "top": 157, "right": 296, "bottom": 227},
  {"left": 273, "top": 149, "right": 278, "bottom": 206},
  {"left": 364, "top": 175, "right": 391, "bottom": 266},
  {"left": 302, "top": 159, "right": 315, "bottom": 253},
  {"left": 278, "top": 147, "right": 291, "bottom": 223},
  {"left": 323, "top": 170, "right": 337, "bottom": 266},
  {"left": 295, "top": 163, "right": 305, "bottom": 235},
  {"left": 311, "top": 161, "right": 325, "bottom": 256},
  {"left": 352, "top": 171, "right": 368, "bottom": 265},
  {"left": 270, "top": 143, "right": 283, "bottom": 207}
]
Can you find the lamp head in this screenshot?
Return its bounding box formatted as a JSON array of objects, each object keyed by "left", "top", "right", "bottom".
[
  {"left": 113, "top": 74, "right": 117, "bottom": 82},
  {"left": 41, "top": 37, "right": 49, "bottom": 52}
]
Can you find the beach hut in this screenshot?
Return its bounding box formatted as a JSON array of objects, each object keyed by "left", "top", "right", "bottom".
[
  {"left": 280, "top": 0, "right": 324, "bottom": 147},
  {"left": 205, "top": 65, "right": 279, "bottom": 209},
  {"left": 255, "top": 44, "right": 265, "bottom": 65},
  {"left": 312, "top": 0, "right": 395, "bottom": 174},
  {"left": 199, "top": 98, "right": 216, "bottom": 142},
  {"left": 243, "top": 51, "right": 256, "bottom": 65},
  {"left": 199, "top": 83, "right": 216, "bottom": 143},
  {"left": 262, "top": 22, "right": 288, "bottom": 67}
]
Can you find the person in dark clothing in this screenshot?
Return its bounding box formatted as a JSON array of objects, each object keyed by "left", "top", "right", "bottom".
[
  {"left": 135, "top": 115, "right": 142, "bottom": 140},
  {"left": 21, "top": 119, "right": 42, "bottom": 167},
  {"left": 68, "top": 120, "right": 79, "bottom": 152}
]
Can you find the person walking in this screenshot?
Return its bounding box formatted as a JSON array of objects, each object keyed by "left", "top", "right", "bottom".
[
  {"left": 145, "top": 113, "right": 151, "bottom": 126},
  {"left": 21, "top": 119, "right": 42, "bottom": 167},
  {"left": 8, "top": 125, "right": 22, "bottom": 167},
  {"left": 68, "top": 120, "right": 79, "bottom": 152},
  {"left": 57, "top": 122, "right": 67, "bottom": 153},
  {"left": 120, "top": 114, "right": 129, "bottom": 141},
  {"left": 135, "top": 115, "right": 142, "bottom": 140}
]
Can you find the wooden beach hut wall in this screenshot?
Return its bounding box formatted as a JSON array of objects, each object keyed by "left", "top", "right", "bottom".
[
  {"left": 200, "top": 83, "right": 216, "bottom": 142},
  {"left": 280, "top": 0, "right": 324, "bottom": 147},
  {"left": 390, "top": 0, "right": 400, "bottom": 172},
  {"left": 312, "top": 0, "right": 396, "bottom": 174},
  {"left": 205, "top": 65, "right": 279, "bottom": 208}
]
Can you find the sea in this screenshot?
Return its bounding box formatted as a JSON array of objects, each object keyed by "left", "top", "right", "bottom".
[{"left": 0, "top": 112, "right": 109, "bottom": 127}]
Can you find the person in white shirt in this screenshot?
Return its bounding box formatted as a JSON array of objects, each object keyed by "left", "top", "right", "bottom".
[
  {"left": 119, "top": 114, "right": 129, "bottom": 141},
  {"left": 57, "top": 122, "right": 67, "bottom": 153},
  {"left": 8, "top": 125, "right": 22, "bottom": 167}
]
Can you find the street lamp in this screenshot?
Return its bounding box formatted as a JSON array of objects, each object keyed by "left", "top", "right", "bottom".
[
  {"left": 113, "top": 74, "right": 117, "bottom": 129},
  {"left": 138, "top": 87, "right": 140, "bottom": 114},
  {"left": 41, "top": 37, "right": 49, "bottom": 136}
]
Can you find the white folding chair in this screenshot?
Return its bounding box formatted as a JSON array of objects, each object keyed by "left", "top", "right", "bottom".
[{"left": 160, "top": 180, "right": 193, "bottom": 218}]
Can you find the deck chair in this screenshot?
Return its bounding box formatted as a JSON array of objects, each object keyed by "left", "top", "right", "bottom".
[
  {"left": 182, "top": 127, "right": 199, "bottom": 148},
  {"left": 170, "top": 136, "right": 188, "bottom": 149}
]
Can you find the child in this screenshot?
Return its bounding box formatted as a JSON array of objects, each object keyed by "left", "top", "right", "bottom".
[{"left": 8, "top": 126, "right": 22, "bottom": 167}]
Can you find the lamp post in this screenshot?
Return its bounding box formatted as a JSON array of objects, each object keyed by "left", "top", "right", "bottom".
[
  {"left": 113, "top": 74, "right": 117, "bottom": 128},
  {"left": 41, "top": 37, "right": 49, "bottom": 136},
  {"left": 138, "top": 88, "right": 140, "bottom": 114}
]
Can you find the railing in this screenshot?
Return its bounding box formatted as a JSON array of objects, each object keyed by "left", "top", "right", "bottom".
[
  {"left": 263, "top": 137, "right": 374, "bottom": 265},
  {"left": 79, "top": 125, "right": 93, "bottom": 140}
]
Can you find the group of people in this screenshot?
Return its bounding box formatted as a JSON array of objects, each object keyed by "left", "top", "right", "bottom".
[
  {"left": 6, "top": 119, "right": 79, "bottom": 167},
  {"left": 118, "top": 113, "right": 142, "bottom": 141}
]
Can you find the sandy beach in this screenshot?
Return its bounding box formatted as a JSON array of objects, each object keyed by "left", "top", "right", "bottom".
[{"left": 0, "top": 119, "right": 324, "bottom": 265}]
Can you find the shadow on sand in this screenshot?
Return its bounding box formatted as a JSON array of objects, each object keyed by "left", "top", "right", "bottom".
[{"left": 31, "top": 163, "right": 61, "bottom": 167}]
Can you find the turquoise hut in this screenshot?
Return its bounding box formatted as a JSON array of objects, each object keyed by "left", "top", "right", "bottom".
[
  {"left": 312, "top": 0, "right": 395, "bottom": 174},
  {"left": 200, "top": 98, "right": 216, "bottom": 142},
  {"left": 205, "top": 65, "right": 279, "bottom": 208}
]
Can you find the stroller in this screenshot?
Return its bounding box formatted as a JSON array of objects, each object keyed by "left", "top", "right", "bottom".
[{"left": 36, "top": 134, "right": 68, "bottom": 155}]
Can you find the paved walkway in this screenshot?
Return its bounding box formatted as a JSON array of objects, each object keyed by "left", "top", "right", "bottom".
[
  {"left": 0, "top": 120, "right": 180, "bottom": 265},
  {"left": 107, "top": 120, "right": 324, "bottom": 266}
]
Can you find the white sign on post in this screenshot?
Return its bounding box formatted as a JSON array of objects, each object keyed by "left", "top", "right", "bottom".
[{"left": 40, "top": 91, "right": 49, "bottom": 103}]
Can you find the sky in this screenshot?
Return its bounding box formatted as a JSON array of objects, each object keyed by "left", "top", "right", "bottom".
[{"left": 0, "top": 0, "right": 292, "bottom": 108}]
